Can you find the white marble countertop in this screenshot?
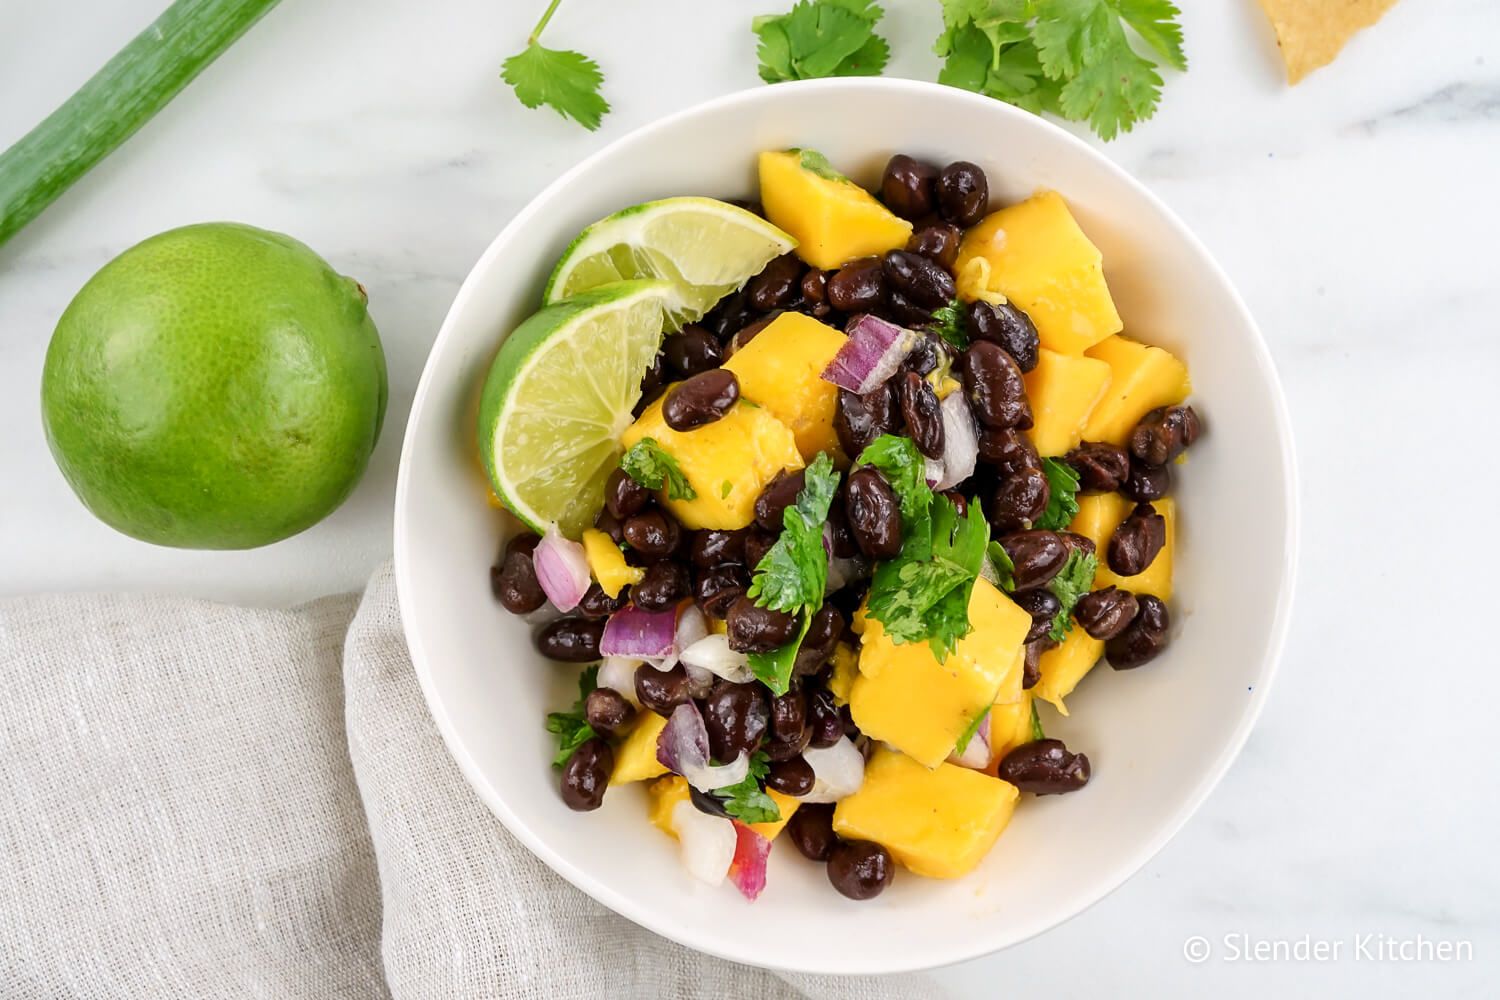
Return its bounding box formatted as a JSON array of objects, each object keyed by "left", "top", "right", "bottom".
[{"left": 3, "top": 0, "right": 1497, "bottom": 993}]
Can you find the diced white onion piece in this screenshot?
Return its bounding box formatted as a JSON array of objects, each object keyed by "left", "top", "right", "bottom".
[
  {"left": 934, "top": 390, "right": 979, "bottom": 491},
  {"left": 821, "top": 314, "right": 917, "bottom": 394},
  {"left": 947, "top": 713, "right": 991, "bottom": 770},
  {"left": 597, "top": 656, "right": 642, "bottom": 705},
  {"left": 800, "top": 737, "right": 866, "bottom": 803},
  {"left": 679, "top": 633, "right": 755, "bottom": 684},
  {"left": 671, "top": 801, "right": 736, "bottom": 886},
  {"left": 532, "top": 523, "right": 591, "bottom": 612},
  {"left": 660, "top": 604, "right": 709, "bottom": 670}
]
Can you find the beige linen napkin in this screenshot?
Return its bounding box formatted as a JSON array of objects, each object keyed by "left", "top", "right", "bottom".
[{"left": 0, "top": 564, "right": 939, "bottom": 999}]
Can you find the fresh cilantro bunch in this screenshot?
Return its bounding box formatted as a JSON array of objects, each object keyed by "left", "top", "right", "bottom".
[
  {"left": 711, "top": 751, "right": 781, "bottom": 823},
  {"left": 935, "top": 0, "right": 1187, "bottom": 140},
  {"left": 1035, "top": 457, "right": 1081, "bottom": 531},
  {"left": 620, "top": 438, "right": 697, "bottom": 501},
  {"left": 754, "top": 1, "right": 891, "bottom": 83},
  {"left": 1045, "top": 548, "right": 1098, "bottom": 641},
  {"left": 544, "top": 665, "right": 599, "bottom": 767},
  {"left": 503, "top": 0, "right": 610, "bottom": 130}
]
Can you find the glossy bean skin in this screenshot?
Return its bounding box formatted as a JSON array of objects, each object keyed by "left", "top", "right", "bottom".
[
  {"left": 827, "top": 840, "right": 895, "bottom": 900},
  {"left": 963, "top": 341, "right": 1032, "bottom": 429},
  {"left": 663, "top": 369, "right": 740, "bottom": 432},
  {"left": 505, "top": 532, "right": 541, "bottom": 560},
  {"left": 632, "top": 562, "right": 690, "bottom": 612},
  {"left": 662, "top": 324, "right": 723, "bottom": 377},
  {"left": 535, "top": 617, "right": 605, "bottom": 661},
  {"left": 977, "top": 426, "right": 1041, "bottom": 476},
  {"left": 561, "top": 738, "right": 614, "bottom": 811},
  {"left": 940, "top": 490, "right": 969, "bottom": 518},
  {"left": 765, "top": 756, "right": 816, "bottom": 796},
  {"left": 770, "top": 689, "right": 807, "bottom": 744},
  {"left": 694, "top": 563, "right": 748, "bottom": 619},
  {"left": 826, "top": 258, "right": 886, "bottom": 313},
  {"left": 999, "top": 531, "right": 1070, "bottom": 591},
  {"left": 882, "top": 250, "right": 956, "bottom": 310},
  {"left": 793, "top": 604, "right": 845, "bottom": 676},
  {"left": 906, "top": 222, "right": 962, "bottom": 271},
  {"left": 825, "top": 503, "right": 859, "bottom": 559},
  {"left": 754, "top": 469, "right": 806, "bottom": 532},
  {"left": 1106, "top": 595, "right": 1170, "bottom": 669},
  {"left": 787, "top": 803, "right": 838, "bottom": 861},
  {"left": 880, "top": 154, "right": 938, "bottom": 220},
  {"left": 1122, "top": 456, "right": 1172, "bottom": 503},
  {"left": 747, "top": 253, "right": 805, "bottom": 312},
  {"left": 1059, "top": 530, "right": 1096, "bottom": 559},
  {"left": 491, "top": 549, "right": 546, "bottom": 615},
  {"left": 576, "top": 582, "right": 627, "bottom": 619},
  {"left": 702, "top": 288, "right": 756, "bottom": 341},
  {"left": 845, "top": 468, "right": 904, "bottom": 559},
  {"left": 690, "top": 529, "right": 747, "bottom": 568},
  {"left": 965, "top": 301, "right": 1039, "bottom": 372},
  {"left": 900, "top": 334, "right": 943, "bottom": 378},
  {"left": 1065, "top": 442, "right": 1130, "bottom": 493},
  {"left": 593, "top": 508, "right": 626, "bottom": 546},
  {"left": 880, "top": 289, "right": 935, "bottom": 328},
  {"left": 637, "top": 352, "right": 666, "bottom": 405},
  {"left": 936, "top": 161, "right": 989, "bottom": 227},
  {"left": 763, "top": 715, "right": 813, "bottom": 762},
  {"left": 604, "top": 467, "right": 650, "bottom": 519},
  {"left": 801, "top": 269, "right": 829, "bottom": 306},
  {"left": 728, "top": 313, "right": 778, "bottom": 354},
  {"left": 988, "top": 467, "right": 1051, "bottom": 534},
  {"left": 584, "top": 687, "right": 635, "bottom": 738},
  {"left": 807, "top": 689, "right": 844, "bottom": 748},
  {"left": 899, "top": 372, "right": 946, "bottom": 459},
  {"left": 1129, "top": 404, "right": 1202, "bottom": 466},
  {"left": 635, "top": 664, "right": 695, "bottom": 717},
  {"left": 1012, "top": 588, "right": 1062, "bottom": 642},
  {"left": 622, "top": 510, "right": 681, "bottom": 561},
  {"left": 1107, "top": 502, "right": 1167, "bottom": 577},
  {"left": 997, "top": 739, "right": 1091, "bottom": 795},
  {"left": 834, "top": 384, "right": 899, "bottom": 458},
  {"left": 743, "top": 529, "right": 777, "bottom": 573},
  {"left": 702, "top": 679, "right": 770, "bottom": 761},
  {"left": 1073, "top": 586, "right": 1139, "bottom": 641},
  {"left": 725, "top": 596, "right": 800, "bottom": 653},
  {"left": 1023, "top": 638, "right": 1053, "bottom": 689},
  {"left": 688, "top": 785, "right": 733, "bottom": 820}
]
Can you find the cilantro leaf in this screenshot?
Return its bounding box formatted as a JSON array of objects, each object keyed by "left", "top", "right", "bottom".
[
  {"left": 620, "top": 438, "right": 697, "bottom": 501},
  {"left": 929, "top": 300, "right": 969, "bottom": 349},
  {"left": 502, "top": 43, "right": 609, "bottom": 131},
  {"left": 1029, "top": 699, "right": 1046, "bottom": 742},
  {"left": 1034, "top": 457, "right": 1081, "bottom": 531},
  {"left": 856, "top": 434, "right": 934, "bottom": 546},
  {"left": 712, "top": 751, "right": 780, "bottom": 824},
  {"left": 544, "top": 665, "right": 600, "bottom": 767},
  {"left": 1045, "top": 549, "right": 1097, "bottom": 642},
  {"left": 754, "top": 1, "right": 890, "bottom": 83},
  {"left": 1055, "top": 27, "right": 1163, "bottom": 141},
  {"left": 1114, "top": 0, "right": 1186, "bottom": 71},
  {"left": 721, "top": 480, "right": 734, "bottom": 499},
  {"left": 986, "top": 539, "right": 1016, "bottom": 591},
  {"left": 954, "top": 707, "right": 989, "bottom": 755}
]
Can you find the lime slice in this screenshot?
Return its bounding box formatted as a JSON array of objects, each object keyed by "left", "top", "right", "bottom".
[
  {"left": 543, "top": 197, "right": 797, "bottom": 330},
  {"left": 479, "top": 280, "right": 670, "bottom": 537}
]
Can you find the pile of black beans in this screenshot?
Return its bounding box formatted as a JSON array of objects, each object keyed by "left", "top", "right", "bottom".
[{"left": 489, "top": 152, "right": 1203, "bottom": 897}]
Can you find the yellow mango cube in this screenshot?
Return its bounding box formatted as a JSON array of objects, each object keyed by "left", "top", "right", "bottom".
[
  {"left": 723, "top": 312, "right": 846, "bottom": 460},
  {"left": 1032, "top": 626, "right": 1105, "bottom": 716},
  {"left": 985, "top": 691, "right": 1036, "bottom": 768},
  {"left": 621, "top": 397, "right": 802, "bottom": 530},
  {"left": 646, "top": 775, "right": 799, "bottom": 841},
  {"left": 759, "top": 150, "right": 912, "bottom": 270},
  {"left": 833, "top": 747, "right": 1019, "bottom": 879},
  {"left": 955, "top": 191, "right": 1123, "bottom": 355},
  {"left": 581, "top": 529, "right": 643, "bottom": 598},
  {"left": 1024, "top": 348, "right": 1113, "bottom": 456},
  {"left": 748, "top": 790, "right": 801, "bottom": 842},
  {"left": 610, "top": 711, "right": 668, "bottom": 785},
  {"left": 1069, "top": 494, "right": 1175, "bottom": 600},
  {"left": 1082, "top": 335, "right": 1192, "bottom": 445},
  {"left": 849, "top": 578, "right": 1032, "bottom": 768},
  {"left": 827, "top": 641, "right": 859, "bottom": 706}
]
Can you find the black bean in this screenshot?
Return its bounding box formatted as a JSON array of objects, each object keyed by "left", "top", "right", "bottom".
[
  {"left": 936, "top": 161, "right": 989, "bottom": 227},
  {"left": 662, "top": 369, "right": 739, "bottom": 432},
  {"left": 965, "top": 301, "right": 1039, "bottom": 372},
  {"left": 535, "top": 617, "right": 604, "bottom": 661},
  {"left": 725, "top": 596, "right": 799, "bottom": 653},
  {"left": 1012, "top": 588, "right": 1061, "bottom": 643},
  {"left": 828, "top": 840, "right": 894, "bottom": 900},
  {"left": 906, "top": 222, "right": 962, "bottom": 271},
  {"left": 898, "top": 371, "right": 945, "bottom": 459},
  {"left": 1074, "top": 586, "right": 1139, "bottom": 641},
  {"left": 880, "top": 154, "right": 938, "bottom": 220},
  {"left": 505, "top": 532, "right": 541, "bottom": 559},
  {"left": 605, "top": 467, "right": 650, "bottom": 519},
  {"left": 576, "top": 581, "right": 627, "bottom": 619},
  {"left": 825, "top": 502, "right": 859, "bottom": 559},
  {"left": 689, "top": 785, "right": 733, "bottom": 819},
  {"left": 1107, "top": 502, "right": 1166, "bottom": 577},
  {"left": 988, "top": 467, "right": 1050, "bottom": 534},
  {"left": 1122, "top": 456, "right": 1172, "bottom": 502},
  {"left": 694, "top": 563, "right": 748, "bottom": 619},
  {"left": 1065, "top": 442, "right": 1130, "bottom": 493},
  {"left": 754, "top": 468, "right": 806, "bottom": 532},
  {"left": 940, "top": 490, "right": 969, "bottom": 518},
  {"left": 702, "top": 679, "right": 770, "bottom": 761},
  {"left": 765, "top": 756, "right": 816, "bottom": 797},
  {"left": 1060, "top": 532, "right": 1096, "bottom": 559},
  {"left": 787, "top": 803, "right": 838, "bottom": 861},
  {"left": 834, "top": 383, "right": 899, "bottom": 458},
  {"left": 632, "top": 562, "right": 689, "bottom": 612},
  {"left": 690, "top": 529, "right": 747, "bottom": 568},
  {"left": 1106, "top": 594, "right": 1170, "bottom": 669},
  {"left": 879, "top": 289, "right": 935, "bottom": 327},
  {"left": 845, "top": 467, "right": 903, "bottom": 559},
  {"left": 635, "top": 663, "right": 695, "bottom": 716},
  {"left": 491, "top": 550, "right": 546, "bottom": 615},
  {"left": 729, "top": 199, "right": 765, "bottom": 218},
  {"left": 743, "top": 529, "right": 777, "bottom": 572},
  {"left": 826, "top": 258, "right": 886, "bottom": 313},
  {"left": 584, "top": 687, "right": 635, "bottom": 738},
  {"left": 637, "top": 351, "right": 666, "bottom": 402},
  {"left": 662, "top": 324, "right": 723, "bottom": 377},
  {"left": 999, "top": 530, "right": 1070, "bottom": 590},
  {"left": 763, "top": 716, "right": 813, "bottom": 762},
  {"left": 793, "top": 604, "right": 844, "bottom": 676},
  {"left": 807, "top": 689, "right": 844, "bottom": 749},
  {"left": 702, "top": 288, "right": 756, "bottom": 341},
  {"left": 561, "top": 738, "right": 613, "bottom": 810},
  {"left": 728, "top": 313, "right": 779, "bottom": 354},
  {"left": 1023, "top": 638, "right": 1053, "bottom": 689},
  {"left": 801, "top": 269, "right": 829, "bottom": 306},
  {"left": 1129, "top": 404, "right": 1202, "bottom": 466},
  {"left": 747, "top": 252, "right": 805, "bottom": 312},
  {"left": 963, "top": 341, "right": 1031, "bottom": 429},
  {"left": 997, "top": 739, "right": 1091, "bottom": 795},
  {"left": 593, "top": 507, "right": 626, "bottom": 546},
  {"left": 621, "top": 510, "right": 681, "bottom": 560},
  {"left": 882, "top": 250, "right": 956, "bottom": 310},
  {"left": 770, "top": 689, "right": 807, "bottom": 744},
  {"left": 977, "top": 426, "right": 1040, "bottom": 476}
]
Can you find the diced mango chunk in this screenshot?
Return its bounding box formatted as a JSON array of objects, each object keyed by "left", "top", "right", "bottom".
[
  {"left": 1024, "top": 348, "right": 1113, "bottom": 457},
  {"left": 759, "top": 150, "right": 912, "bottom": 270},
  {"left": 747, "top": 790, "right": 801, "bottom": 842},
  {"left": 610, "top": 711, "right": 668, "bottom": 785},
  {"left": 1069, "top": 493, "right": 1175, "bottom": 600},
  {"left": 723, "top": 312, "right": 846, "bottom": 460},
  {"left": 827, "top": 641, "right": 859, "bottom": 706},
  {"left": 1082, "top": 335, "right": 1192, "bottom": 445},
  {"left": 955, "top": 191, "right": 1122, "bottom": 355},
  {"left": 621, "top": 397, "right": 802, "bottom": 530},
  {"left": 833, "top": 747, "right": 1019, "bottom": 879},
  {"left": 582, "top": 528, "right": 643, "bottom": 598},
  {"left": 646, "top": 775, "right": 799, "bottom": 841},
  {"left": 850, "top": 578, "right": 1032, "bottom": 768},
  {"left": 985, "top": 691, "right": 1035, "bottom": 769},
  {"left": 1032, "top": 626, "right": 1105, "bottom": 716}
]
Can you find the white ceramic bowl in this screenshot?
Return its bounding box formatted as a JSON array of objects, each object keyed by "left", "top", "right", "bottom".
[{"left": 395, "top": 79, "right": 1298, "bottom": 975}]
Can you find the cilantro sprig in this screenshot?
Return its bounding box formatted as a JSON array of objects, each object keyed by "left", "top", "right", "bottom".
[
  {"left": 503, "top": 0, "right": 610, "bottom": 130},
  {"left": 954, "top": 708, "right": 988, "bottom": 755},
  {"left": 544, "top": 665, "right": 599, "bottom": 767},
  {"left": 754, "top": 1, "right": 891, "bottom": 83},
  {"left": 1035, "top": 457, "right": 1081, "bottom": 531},
  {"left": 929, "top": 300, "right": 969, "bottom": 350},
  {"left": 620, "top": 438, "right": 697, "bottom": 501},
  {"left": 1029, "top": 699, "right": 1046, "bottom": 742},
  {"left": 1044, "top": 549, "right": 1098, "bottom": 642},
  {"left": 711, "top": 751, "right": 781, "bottom": 823}
]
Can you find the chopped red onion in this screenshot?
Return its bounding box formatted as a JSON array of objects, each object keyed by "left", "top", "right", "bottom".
[
  {"left": 924, "top": 456, "right": 945, "bottom": 489},
  {"left": 671, "top": 801, "right": 736, "bottom": 885},
  {"left": 599, "top": 604, "right": 678, "bottom": 659},
  {"left": 728, "top": 822, "right": 772, "bottom": 901},
  {"left": 679, "top": 633, "right": 755, "bottom": 684},
  {"left": 821, "top": 314, "right": 916, "bottom": 394},
  {"left": 657, "top": 702, "right": 751, "bottom": 791},
  {"left": 948, "top": 712, "right": 991, "bottom": 769},
  {"left": 532, "top": 523, "right": 590, "bottom": 612},
  {"left": 934, "top": 390, "right": 979, "bottom": 491},
  {"left": 800, "top": 736, "right": 866, "bottom": 803},
  {"left": 597, "top": 656, "right": 642, "bottom": 705}
]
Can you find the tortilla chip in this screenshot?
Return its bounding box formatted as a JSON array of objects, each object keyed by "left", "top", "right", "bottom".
[{"left": 1256, "top": 0, "right": 1401, "bottom": 84}]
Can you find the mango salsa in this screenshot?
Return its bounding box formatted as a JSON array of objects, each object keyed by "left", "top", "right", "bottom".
[
  {"left": 849, "top": 578, "right": 1032, "bottom": 768},
  {"left": 647, "top": 775, "right": 799, "bottom": 841},
  {"left": 1024, "top": 348, "right": 1113, "bottom": 456},
  {"left": 1081, "top": 335, "right": 1191, "bottom": 445},
  {"left": 621, "top": 397, "right": 802, "bottom": 530},
  {"left": 581, "top": 528, "right": 643, "bottom": 598},
  {"left": 723, "top": 312, "right": 846, "bottom": 460},
  {"left": 1032, "top": 626, "right": 1105, "bottom": 716},
  {"left": 833, "top": 747, "right": 1020, "bottom": 879},
  {"left": 759, "top": 150, "right": 912, "bottom": 269},
  {"left": 1069, "top": 493, "right": 1175, "bottom": 600},
  {"left": 955, "top": 191, "right": 1122, "bottom": 355},
  {"left": 610, "top": 711, "right": 668, "bottom": 785}
]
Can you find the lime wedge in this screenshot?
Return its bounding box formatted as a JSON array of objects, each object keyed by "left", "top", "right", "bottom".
[
  {"left": 479, "top": 280, "right": 671, "bottom": 537},
  {"left": 543, "top": 197, "right": 797, "bottom": 329}
]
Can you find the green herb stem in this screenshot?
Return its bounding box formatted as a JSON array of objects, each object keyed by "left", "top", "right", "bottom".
[{"left": 528, "top": 0, "right": 566, "bottom": 45}]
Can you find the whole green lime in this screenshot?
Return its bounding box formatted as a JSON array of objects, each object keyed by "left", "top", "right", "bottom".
[{"left": 41, "top": 223, "right": 388, "bottom": 549}]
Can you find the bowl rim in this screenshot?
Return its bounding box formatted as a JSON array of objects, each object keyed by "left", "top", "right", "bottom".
[{"left": 394, "top": 76, "right": 1301, "bottom": 974}]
